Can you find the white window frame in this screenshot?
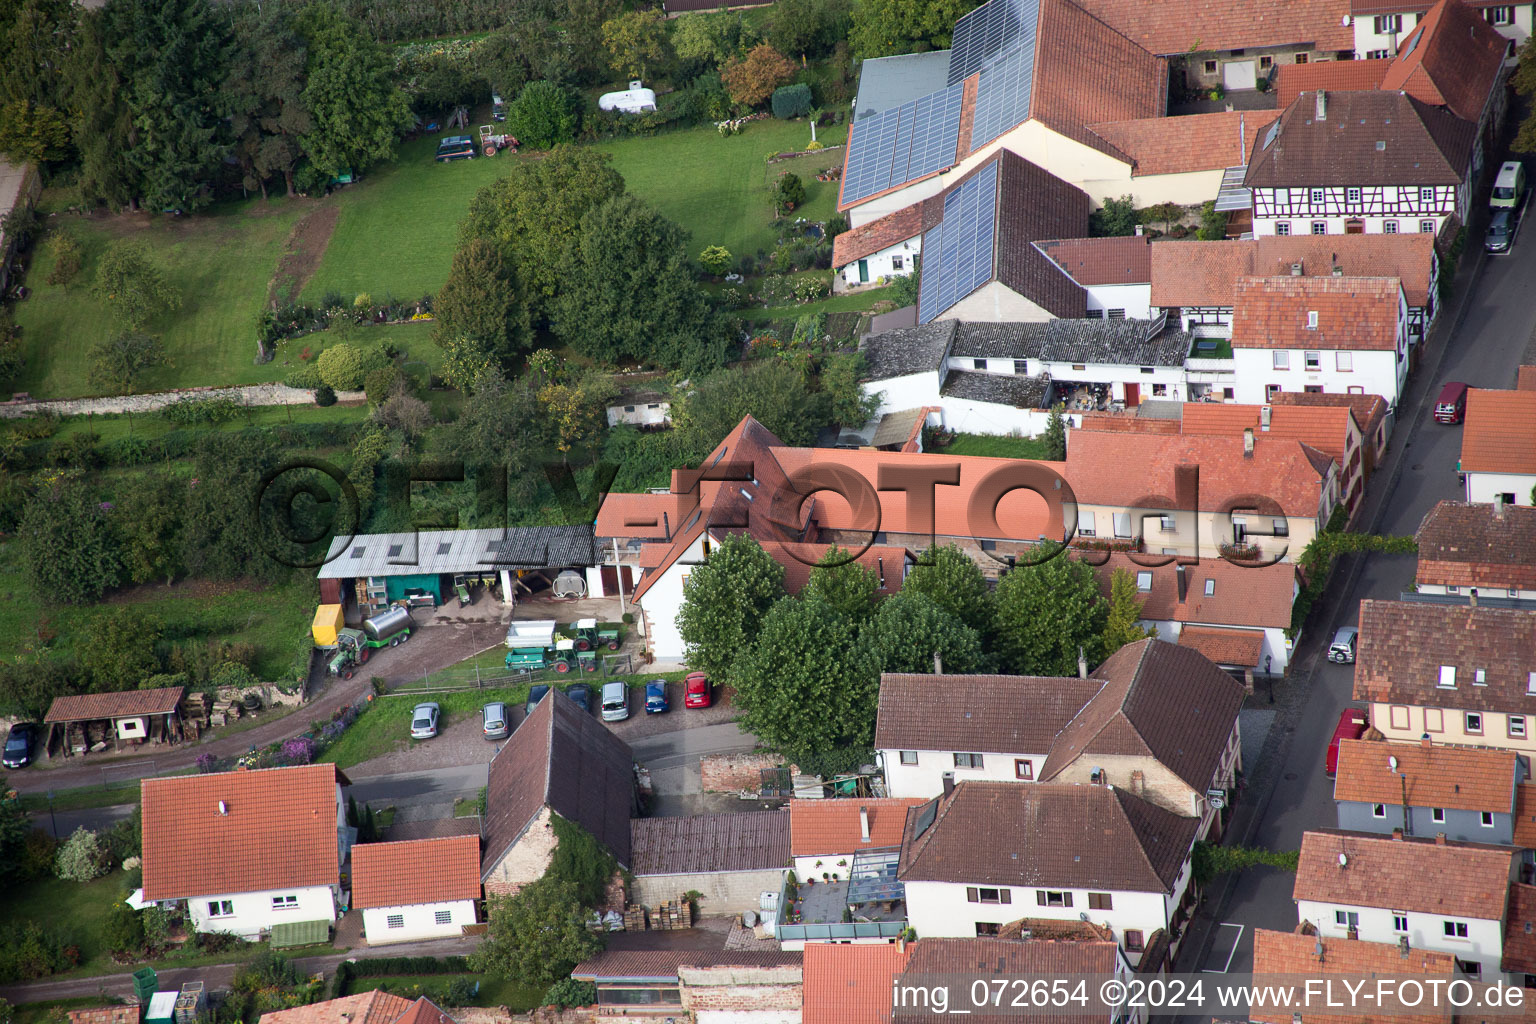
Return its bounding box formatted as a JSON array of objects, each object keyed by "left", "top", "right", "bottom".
[
  {"left": 1304, "top": 351, "right": 1321, "bottom": 371},
  {"left": 1311, "top": 222, "right": 1327, "bottom": 235},
  {"left": 387, "top": 914, "right": 405, "bottom": 929},
  {"left": 1480, "top": 811, "right": 1495, "bottom": 827},
  {"left": 1273, "top": 350, "right": 1290, "bottom": 370},
  {"left": 1346, "top": 187, "right": 1362, "bottom": 203},
  {"left": 271, "top": 895, "right": 299, "bottom": 911},
  {"left": 1275, "top": 221, "right": 1291, "bottom": 236},
  {"left": 1384, "top": 220, "right": 1399, "bottom": 234},
  {"left": 899, "top": 750, "right": 918, "bottom": 765},
  {"left": 1487, "top": 5, "right": 1514, "bottom": 26},
  {"left": 1310, "top": 188, "right": 1325, "bottom": 204},
  {"left": 1444, "top": 920, "right": 1469, "bottom": 939},
  {"left": 1419, "top": 187, "right": 1436, "bottom": 204},
  {"left": 1432, "top": 807, "right": 1446, "bottom": 823},
  {"left": 1136, "top": 571, "right": 1153, "bottom": 591},
  {"left": 1512, "top": 716, "right": 1528, "bottom": 739},
  {"left": 1393, "top": 913, "right": 1409, "bottom": 933},
  {"left": 1466, "top": 712, "right": 1483, "bottom": 734},
  {"left": 1374, "top": 13, "right": 1401, "bottom": 32},
  {"left": 207, "top": 900, "right": 234, "bottom": 918},
  {"left": 1372, "top": 803, "right": 1387, "bottom": 818},
  {"left": 954, "top": 752, "right": 983, "bottom": 769},
  {"left": 1420, "top": 220, "right": 1436, "bottom": 234},
  {"left": 1336, "top": 352, "right": 1352, "bottom": 372}
]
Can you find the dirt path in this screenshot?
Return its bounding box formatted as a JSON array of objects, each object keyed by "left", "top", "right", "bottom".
[
  {"left": 268, "top": 204, "right": 341, "bottom": 305},
  {"left": 0, "top": 383, "right": 364, "bottom": 418}
]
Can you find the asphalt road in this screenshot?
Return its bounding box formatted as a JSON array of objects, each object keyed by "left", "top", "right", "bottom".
[{"left": 1192, "top": 199, "right": 1536, "bottom": 980}]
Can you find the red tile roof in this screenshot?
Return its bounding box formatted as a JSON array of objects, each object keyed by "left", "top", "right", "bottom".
[
  {"left": 1182, "top": 401, "right": 1355, "bottom": 465},
  {"left": 1270, "top": 391, "right": 1388, "bottom": 442},
  {"left": 1064, "top": 427, "right": 1332, "bottom": 519},
  {"left": 1414, "top": 501, "right": 1536, "bottom": 591},
  {"left": 46, "top": 686, "right": 185, "bottom": 723},
  {"left": 1518, "top": 365, "right": 1536, "bottom": 391},
  {"left": 1352, "top": 599, "right": 1536, "bottom": 711},
  {"left": 1275, "top": 59, "right": 1391, "bottom": 109},
  {"left": 1380, "top": 0, "right": 1510, "bottom": 124},
  {"left": 1034, "top": 235, "right": 1152, "bottom": 286},
  {"left": 876, "top": 673, "right": 1107, "bottom": 755},
  {"left": 1503, "top": 883, "right": 1536, "bottom": 974},
  {"left": 790, "top": 798, "right": 927, "bottom": 856},
  {"left": 1332, "top": 738, "right": 1521, "bottom": 812},
  {"left": 1293, "top": 828, "right": 1516, "bottom": 920},
  {"left": 1176, "top": 625, "right": 1266, "bottom": 667},
  {"left": 593, "top": 491, "right": 682, "bottom": 541},
  {"left": 1091, "top": 552, "right": 1298, "bottom": 630},
  {"left": 258, "top": 992, "right": 418, "bottom": 1024},
  {"left": 1460, "top": 387, "right": 1536, "bottom": 475},
  {"left": 1250, "top": 928, "right": 1455, "bottom": 1024},
  {"left": 1148, "top": 239, "right": 1256, "bottom": 307},
  {"left": 1087, "top": 111, "right": 1277, "bottom": 176},
  {"left": 1516, "top": 784, "right": 1536, "bottom": 849},
  {"left": 351, "top": 835, "right": 482, "bottom": 910},
  {"left": 1151, "top": 235, "right": 1437, "bottom": 309},
  {"left": 831, "top": 206, "right": 923, "bottom": 269},
  {"left": 1069, "top": 0, "right": 1354, "bottom": 56},
  {"left": 142, "top": 763, "right": 342, "bottom": 902},
  {"left": 390, "top": 998, "right": 455, "bottom": 1024},
  {"left": 1232, "top": 275, "right": 1403, "bottom": 351},
  {"left": 803, "top": 942, "right": 910, "bottom": 1024}
]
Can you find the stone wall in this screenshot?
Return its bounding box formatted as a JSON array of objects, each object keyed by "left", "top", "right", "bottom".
[
  {"left": 484, "top": 805, "right": 559, "bottom": 896},
  {"left": 634, "top": 869, "right": 784, "bottom": 915},
  {"left": 681, "top": 964, "right": 803, "bottom": 1023},
  {"left": 701, "top": 752, "right": 784, "bottom": 793},
  {"left": 452, "top": 1007, "right": 594, "bottom": 1024}
]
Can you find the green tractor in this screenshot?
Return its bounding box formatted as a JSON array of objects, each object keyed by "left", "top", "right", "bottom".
[
  {"left": 324, "top": 606, "right": 414, "bottom": 679},
  {"left": 565, "top": 617, "right": 621, "bottom": 652}
]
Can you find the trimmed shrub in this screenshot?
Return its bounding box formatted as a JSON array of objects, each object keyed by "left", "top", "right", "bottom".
[
  {"left": 284, "top": 365, "right": 323, "bottom": 389},
  {"left": 770, "top": 83, "right": 812, "bottom": 119},
  {"left": 317, "top": 344, "right": 368, "bottom": 390},
  {"left": 54, "top": 828, "right": 110, "bottom": 882},
  {"left": 314, "top": 384, "right": 337, "bottom": 407}
]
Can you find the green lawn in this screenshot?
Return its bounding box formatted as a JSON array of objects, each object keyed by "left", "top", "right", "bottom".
[
  {"left": 597, "top": 120, "right": 847, "bottom": 262},
  {"left": 45, "top": 401, "right": 372, "bottom": 442},
  {"left": 737, "top": 284, "right": 896, "bottom": 323},
  {"left": 342, "top": 973, "right": 544, "bottom": 1012},
  {"left": 321, "top": 670, "right": 684, "bottom": 769},
  {"left": 935, "top": 433, "right": 1051, "bottom": 459},
  {"left": 7, "top": 869, "right": 130, "bottom": 969},
  {"left": 0, "top": 540, "right": 319, "bottom": 683}
]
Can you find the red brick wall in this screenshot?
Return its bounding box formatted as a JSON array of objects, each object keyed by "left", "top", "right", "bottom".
[{"left": 700, "top": 752, "right": 783, "bottom": 793}]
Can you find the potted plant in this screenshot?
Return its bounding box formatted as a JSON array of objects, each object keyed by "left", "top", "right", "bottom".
[{"left": 823, "top": 872, "right": 830, "bottom": 881}]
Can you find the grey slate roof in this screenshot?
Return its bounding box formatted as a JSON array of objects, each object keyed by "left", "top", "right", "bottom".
[
  {"left": 949, "top": 322, "right": 1049, "bottom": 359},
  {"left": 1039, "top": 319, "right": 1191, "bottom": 367},
  {"left": 630, "top": 810, "right": 790, "bottom": 875},
  {"left": 941, "top": 370, "right": 1051, "bottom": 408},
  {"left": 320, "top": 527, "right": 597, "bottom": 578},
  {"left": 871, "top": 408, "right": 929, "bottom": 448},
  {"left": 854, "top": 50, "right": 955, "bottom": 121},
  {"left": 860, "top": 320, "right": 957, "bottom": 380}
]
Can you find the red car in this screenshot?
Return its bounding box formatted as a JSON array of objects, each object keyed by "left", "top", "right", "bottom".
[
  {"left": 684, "top": 672, "right": 711, "bottom": 708},
  {"left": 1326, "top": 709, "right": 1368, "bottom": 776}
]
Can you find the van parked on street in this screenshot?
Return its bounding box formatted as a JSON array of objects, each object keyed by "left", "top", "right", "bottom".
[
  {"left": 1492, "top": 161, "right": 1526, "bottom": 210},
  {"left": 1434, "top": 381, "right": 1469, "bottom": 424}
]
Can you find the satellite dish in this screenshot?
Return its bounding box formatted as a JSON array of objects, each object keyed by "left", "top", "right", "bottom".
[
  {"left": 1338, "top": 853, "right": 1348, "bottom": 867},
  {"left": 1388, "top": 756, "right": 1399, "bottom": 771}
]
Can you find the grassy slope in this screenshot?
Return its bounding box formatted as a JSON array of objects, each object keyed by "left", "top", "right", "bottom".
[
  {"left": 0, "top": 541, "right": 319, "bottom": 681},
  {"left": 936, "top": 433, "right": 1051, "bottom": 459}
]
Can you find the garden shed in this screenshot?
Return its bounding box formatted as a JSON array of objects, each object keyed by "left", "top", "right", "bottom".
[
  {"left": 629, "top": 811, "right": 791, "bottom": 913},
  {"left": 43, "top": 686, "right": 186, "bottom": 757}
]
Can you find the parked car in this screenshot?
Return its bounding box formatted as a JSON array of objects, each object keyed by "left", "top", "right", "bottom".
[
  {"left": 565, "top": 683, "right": 593, "bottom": 713},
  {"left": 601, "top": 681, "right": 630, "bottom": 722},
  {"left": 1492, "top": 159, "right": 1526, "bottom": 210},
  {"left": 1326, "top": 708, "right": 1368, "bottom": 776},
  {"left": 645, "top": 681, "right": 669, "bottom": 714},
  {"left": 1328, "top": 626, "right": 1359, "bottom": 664},
  {"left": 482, "top": 702, "right": 509, "bottom": 740},
  {"left": 434, "top": 135, "right": 476, "bottom": 161},
  {"left": 1434, "top": 381, "right": 1469, "bottom": 424},
  {"left": 410, "top": 703, "right": 440, "bottom": 740},
  {"left": 1486, "top": 208, "right": 1520, "bottom": 254},
  {"left": 525, "top": 685, "right": 551, "bottom": 717},
  {"left": 3, "top": 722, "right": 37, "bottom": 769},
  {"left": 684, "top": 672, "right": 712, "bottom": 709}
]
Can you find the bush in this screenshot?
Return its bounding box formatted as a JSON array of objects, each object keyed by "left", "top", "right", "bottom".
[
  {"left": 102, "top": 807, "right": 142, "bottom": 863},
  {"left": 163, "top": 396, "right": 241, "bottom": 425},
  {"left": 45, "top": 232, "right": 83, "bottom": 287},
  {"left": 314, "top": 383, "right": 337, "bottom": 407},
  {"left": 18, "top": 830, "right": 57, "bottom": 881},
  {"left": 0, "top": 922, "right": 79, "bottom": 982},
  {"left": 508, "top": 80, "right": 578, "bottom": 149},
  {"left": 774, "top": 172, "right": 806, "bottom": 213},
  {"left": 364, "top": 366, "right": 399, "bottom": 406},
  {"left": 544, "top": 979, "right": 597, "bottom": 1008},
  {"left": 770, "top": 82, "right": 812, "bottom": 119},
  {"left": 284, "top": 365, "right": 323, "bottom": 389},
  {"left": 104, "top": 898, "right": 145, "bottom": 955},
  {"left": 699, "top": 245, "right": 732, "bottom": 276},
  {"left": 54, "top": 827, "right": 110, "bottom": 882},
  {"left": 316, "top": 344, "right": 369, "bottom": 390},
  {"left": 50, "top": 432, "right": 101, "bottom": 467}
]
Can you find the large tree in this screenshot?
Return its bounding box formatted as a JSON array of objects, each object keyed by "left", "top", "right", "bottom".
[
  {"left": 553, "top": 194, "right": 730, "bottom": 373},
  {"left": 102, "top": 0, "right": 236, "bottom": 212},
  {"left": 676, "top": 534, "right": 786, "bottom": 682},
  {"left": 673, "top": 360, "right": 829, "bottom": 454},
  {"left": 19, "top": 478, "right": 123, "bottom": 605},
  {"left": 902, "top": 544, "right": 994, "bottom": 635},
  {"left": 719, "top": 43, "right": 794, "bottom": 108},
  {"left": 0, "top": 773, "right": 31, "bottom": 886},
  {"left": 226, "top": 4, "right": 311, "bottom": 198},
  {"left": 178, "top": 431, "right": 289, "bottom": 582},
  {"left": 601, "top": 9, "right": 671, "bottom": 79},
  {"left": 82, "top": 608, "right": 162, "bottom": 691},
  {"left": 864, "top": 588, "right": 984, "bottom": 674},
  {"left": 849, "top": 0, "right": 981, "bottom": 58},
  {"left": 296, "top": 2, "right": 409, "bottom": 177},
  {"left": 1102, "top": 566, "right": 1156, "bottom": 655},
  {"left": 113, "top": 472, "right": 185, "bottom": 586},
  {"left": 93, "top": 240, "right": 180, "bottom": 331},
  {"left": 461, "top": 146, "right": 625, "bottom": 323},
  {"left": 471, "top": 878, "right": 603, "bottom": 986},
  {"left": 730, "top": 596, "right": 880, "bottom": 759},
  {"left": 767, "top": 0, "right": 851, "bottom": 59},
  {"left": 432, "top": 238, "right": 533, "bottom": 364},
  {"left": 63, "top": 10, "right": 136, "bottom": 209},
  {"left": 435, "top": 373, "right": 553, "bottom": 508},
  {"left": 672, "top": 11, "right": 750, "bottom": 73},
  {"left": 992, "top": 543, "right": 1108, "bottom": 676},
  {"left": 1513, "top": 33, "right": 1536, "bottom": 154},
  {"left": 88, "top": 332, "right": 168, "bottom": 396},
  {"left": 0, "top": 0, "right": 77, "bottom": 162},
  {"left": 802, "top": 546, "right": 879, "bottom": 622},
  {"left": 505, "top": 80, "right": 578, "bottom": 150}
]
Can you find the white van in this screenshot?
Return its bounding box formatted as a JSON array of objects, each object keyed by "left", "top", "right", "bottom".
[
  {"left": 601, "top": 681, "right": 630, "bottom": 722},
  {"left": 1492, "top": 161, "right": 1525, "bottom": 210}
]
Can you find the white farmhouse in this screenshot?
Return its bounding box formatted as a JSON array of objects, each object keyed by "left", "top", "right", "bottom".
[
  {"left": 141, "top": 763, "right": 350, "bottom": 941},
  {"left": 1461, "top": 385, "right": 1536, "bottom": 508},
  {"left": 1293, "top": 828, "right": 1519, "bottom": 981},
  {"left": 352, "top": 834, "right": 481, "bottom": 944},
  {"left": 898, "top": 781, "right": 1200, "bottom": 967}
]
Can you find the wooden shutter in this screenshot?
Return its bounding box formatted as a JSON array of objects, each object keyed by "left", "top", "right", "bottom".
[
  {"left": 967, "top": 887, "right": 979, "bottom": 903},
  {"left": 1063, "top": 892, "right": 1074, "bottom": 908},
  {"left": 1037, "top": 891, "right": 1047, "bottom": 906},
  {"left": 1000, "top": 889, "right": 1011, "bottom": 904}
]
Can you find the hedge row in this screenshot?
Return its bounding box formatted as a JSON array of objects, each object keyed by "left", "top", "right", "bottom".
[
  {"left": 331, "top": 956, "right": 474, "bottom": 998},
  {"left": 13, "top": 421, "right": 368, "bottom": 471}
]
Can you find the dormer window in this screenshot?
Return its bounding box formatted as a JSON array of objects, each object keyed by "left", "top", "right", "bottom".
[
  {"left": 1474, "top": 669, "right": 1487, "bottom": 686},
  {"left": 1306, "top": 311, "right": 1319, "bottom": 330},
  {"left": 1204, "top": 579, "right": 1215, "bottom": 597},
  {"left": 1438, "top": 666, "right": 1457, "bottom": 689}
]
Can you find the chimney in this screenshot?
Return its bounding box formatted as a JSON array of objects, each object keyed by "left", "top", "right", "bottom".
[
  {"left": 1290, "top": 261, "right": 1304, "bottom": 276},
  {"left": 942, "top": 774, "right": 955, "bottom": 798},
  {"left": 1496, "top": 495, "right": 1507, "bottom": 520},
  {"left": 859, "top": 806, "right": 871, "bottom": 842},
  {"left": 1421, "top": 733, "right": 1432, "bottom": 749},
  {"left": 1399, "top": 935, "right": 1411, "bottom": 958},
  {"left": 1260, "top": 405, "right": 1272, "bottom": 431},
  {"left": 934, "top": 651, "right": 943, "bottom": 674},
  {"left": 1469, "top": 588, "right": 1478, "bottom": 607},
  {"left": 1315, "top": 938, "right": 1325, "bottom": 962},
  {"left": 1331, "top": 263, "right": 1344, "bottom": 277},
  {"left": 1316, "top": 89, "right": 1328, "bottom": 121},
  {"left": 1176, "top": 564, "right": 1188, "bottom": 603},
  {"left": 662, "top": 510, "right": 671, "bottom": 540},
  {"left": 1243, "top": 428, "right": 1255, "bottom": 457},
  {"left": 1078, "top": 646, "right": 1088, "bottom": 679},
  {"left": 1135, "top": 224, "right": 1144, "bottom": 237},
  {"left": 897, "top": 936, "right": 907, "bottom": 953},
  {"left": 1391, "top": 827, "right": 1403, "bottom": 841},
  {"left": 1435, "top": 832, "right": 1448, "bottom": 845}
]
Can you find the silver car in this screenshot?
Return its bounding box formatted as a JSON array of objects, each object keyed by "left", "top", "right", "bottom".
[
  {"left": 410, "top": 702, "right": 440, "bottom": 739},
  {"left": 1328, "top": 627, "right": 1358, "bottom": 664},
  {"left": 482, "top": 702, "right": 509, "bottom": 740}
]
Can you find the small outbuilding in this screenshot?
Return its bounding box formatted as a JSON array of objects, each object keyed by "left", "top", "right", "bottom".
[
  {"left": 44, "top": 686, "right": 186, "bottom": 757},
  {"left": 629, "top": 811, "right": 790, "bottom": 913},
  {"left": 353, "top": 834, "right": 483, "bottom": 944},
  {"left": 598, "top": 80, "right": 657, "bottom": 114}
]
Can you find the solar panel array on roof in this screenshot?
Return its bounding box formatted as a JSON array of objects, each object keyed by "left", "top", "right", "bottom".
[
  {"left": 841, "top": 83, "right": 965, "bottom": 205},
  {"left": 970, "top": 45, "right": 1035, "bottom": 150},
  {"left": 947, "top": 0, "right": 1034, "bottom": 86},
  {"left": 917, "top": 159, "right": 1000, "bottom": 324}
]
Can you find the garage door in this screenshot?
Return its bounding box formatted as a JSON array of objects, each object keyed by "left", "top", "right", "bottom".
[{"left": 1222, "top": 60, "right": 1258, "bottom": 91}]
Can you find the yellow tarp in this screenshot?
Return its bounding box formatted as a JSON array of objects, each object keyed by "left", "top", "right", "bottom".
[{"left": 312, "top": 604, "right": 344, "bottom": 647}]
